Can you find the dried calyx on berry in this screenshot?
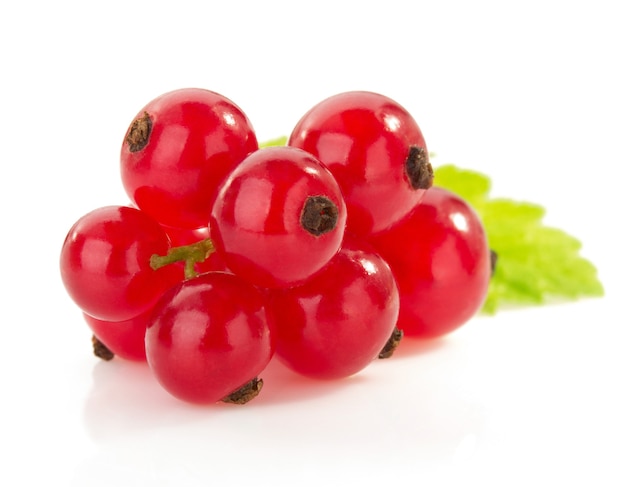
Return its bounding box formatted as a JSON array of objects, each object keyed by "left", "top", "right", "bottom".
[
  {"left": 405, "top": 146, "right": 434, "bottom": 190},
  {"left": 91, "top": 335, "right": 114, "bottom": 361},
  {"left": 125, "top": 111, "right": 152, "bottom": 152},
  {"left": 221, "top": 378, "right": 264, "bottom": 405},
  {"left": 378, "top": 327, "right": 404, "bottom": 359},
  {"left": 301, "top": 196, "right": 339, "bottom": 236}
]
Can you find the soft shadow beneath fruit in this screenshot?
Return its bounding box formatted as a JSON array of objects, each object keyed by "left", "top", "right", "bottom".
[
  {"left": 389, "top": 335, "right": 450, "bottom": 359},
  {"left": 251, "top": 357, "right": 371, "bottom": 406},
  {"left": 82, "top": 352, "right": 371, "bottom": 440},
  {"left": 82, "top": 358, "right": 222, "bottom": 442}
]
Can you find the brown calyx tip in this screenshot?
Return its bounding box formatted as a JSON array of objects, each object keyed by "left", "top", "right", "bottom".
[
  {"left": 405, "top": 146, "right": 433, "bottom": 190},
  {"left": 490, "top": 249, "right": 498, "bottom": 277},
  {"left": 125, "top": 111, "right": 152, "bottom": 152},
  {"left": 222, "top": 377, "right": 264, "bottom": 405},
  {"left": 92, "top": 335, "right": 114, "bottom": 361},
  {"left": 301, "top": 195, "right": 339, "bottom": 236},
  {"left": 378, "top": 327, "right": 404, "bottom": 359}
]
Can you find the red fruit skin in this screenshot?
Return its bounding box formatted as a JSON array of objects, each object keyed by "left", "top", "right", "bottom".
[
  {"left": 209, "top": 146, "right": 347, "bottom": 289},
  {"left": 267, "top": 238, "right": 399, "bottom": 379},
  {"left": 120, "top": 88, "right": 258, "bottom": 229},
  {"left": 59, "top": 206, "right": 180, "bottom": 322},
  {"left": 161, "top": 223, "right": 211, "bottom": 247},
  {"left": 367, "top": 187, "right": 491, "bottom": 338},
  {"left": 288, "top": 90, "right": 429, "bottom": 237},
  {"left": 83, "top": 311, "right": 151, "bottom": 361},
  {"left": 145, "top": 272, "right": 274, "bottom": 404}
]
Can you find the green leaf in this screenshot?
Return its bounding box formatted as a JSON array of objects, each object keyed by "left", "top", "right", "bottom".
[
  {"left": 433, "top": 163, "right": 604, "bottom": 313},
  {"left": 430, "top": 164, "right": 492, "bottom": 208},
  {"left": 259, "top": 135, "right": 288, "bottom": 148}
]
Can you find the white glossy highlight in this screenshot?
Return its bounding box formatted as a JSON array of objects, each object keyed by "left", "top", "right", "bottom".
[{"left": 451, "top": 212, "right": 469, "bottom": 232}]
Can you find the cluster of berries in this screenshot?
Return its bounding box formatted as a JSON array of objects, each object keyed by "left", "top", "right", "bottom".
[{"left": 60, "top": 88, "right": 491, "bottom": 405}]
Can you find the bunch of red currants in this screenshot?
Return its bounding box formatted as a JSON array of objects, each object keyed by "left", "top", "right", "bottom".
[{"left": 60, "top": 88, "right": 492, "bottom": 405}]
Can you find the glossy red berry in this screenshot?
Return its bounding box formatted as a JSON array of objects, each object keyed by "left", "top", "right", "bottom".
[
  {"left": 368, "top": 187, "right": 491, "bottom": 338},
  {"left": 209, "top": 146, "right": 347, "bottom": 289},
  {"left": 145, "top": 272, "right": 274, "bottom": 404},
  {"left": 59, "top": 205, "right": 180, "bottom": 322},
  {"left": 288, "top": 90, "right": 432, "bottom": 237},
  {"left": 267, "top": 238, "right": 400, "bottom": 379},
  {"left": 120, "top": 88, "right": 258, "bottom": 229},
  {"left": 83, "top": 310, "right": 151, "bottom": 362}
]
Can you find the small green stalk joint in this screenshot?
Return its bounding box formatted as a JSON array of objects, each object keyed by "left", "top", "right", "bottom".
[{"left": 150, "top": 238, "right": 215, "bottom": 279}]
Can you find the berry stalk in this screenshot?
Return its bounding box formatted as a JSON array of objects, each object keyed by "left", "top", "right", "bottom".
[{"left": 150, "top": 238, "right": 215, "bottom": 279}]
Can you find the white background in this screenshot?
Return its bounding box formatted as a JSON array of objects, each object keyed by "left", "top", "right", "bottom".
[{"left": 1, "top": 1, "right": 624, "bottom": 485}]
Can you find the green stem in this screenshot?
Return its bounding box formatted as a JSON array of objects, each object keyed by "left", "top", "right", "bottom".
[{"left": 150, "top": 238, "right": 215, "bottom": 279}]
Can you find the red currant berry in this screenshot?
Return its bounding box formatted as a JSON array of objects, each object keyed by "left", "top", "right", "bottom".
[
  {"left": 120, "top": 88, "right": 258, "bottom": 229},
  {"left": 267, "top": 238, "right": 400, "bottom": 379},
  {"left": 368, "top": 187, "right": 491, "bottom": 338},
  {"left": 145, "top": 272, "right": 274, "bottom": 405},
  {"left": 209, "top": 146, "right": 347, "bottom": 289},
  {"left": 59, "top": 205, "right": 180, "bottom": 321},
  {"left": 83, "top": 310, "right": 152, "bottom": 362},
  {"left": 288, "top": 90, "right": 433, "bottom": 237}
]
